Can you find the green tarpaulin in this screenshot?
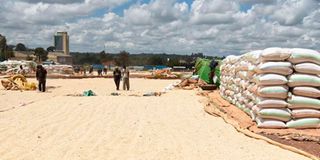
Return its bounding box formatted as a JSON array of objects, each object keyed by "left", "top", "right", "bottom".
[
  {"left": 194, "top": 58, "right": 221, "bottom": 86},
  {"left": 195, "top": 58, "right": 212, "bottom": 84}
]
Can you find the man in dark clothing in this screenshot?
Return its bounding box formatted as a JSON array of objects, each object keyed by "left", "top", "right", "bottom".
[
  {"left": 209, "top": 59, "right": 219, "bottom": 84},
  {"left": 97, "top": 69, "right": 102, "bottom": 76},
  {"left": 113, "top": 67, "right": 121, "bottom": 90},
  {"left": 36, "top": 65, "right": 47, "bottom": 92}
]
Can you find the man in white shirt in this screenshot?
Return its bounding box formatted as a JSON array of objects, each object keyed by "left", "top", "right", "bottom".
[{"left": 122, "top": 66, "right": 130, "bottom": 90}]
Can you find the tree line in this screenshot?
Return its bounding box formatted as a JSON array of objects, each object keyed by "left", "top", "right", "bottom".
[{"left": 71, "top": 51, "right": 222, "bottom": 68}]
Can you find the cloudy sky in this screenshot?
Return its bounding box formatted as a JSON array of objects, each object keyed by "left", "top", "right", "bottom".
[{"left": 0, "top": 0, "right": 319, "bottom": 56}]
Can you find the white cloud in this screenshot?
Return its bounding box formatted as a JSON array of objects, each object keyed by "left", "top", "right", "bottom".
[
  {"left": 190, "top": 0, "right": 239, "bottom": 25},
  {"left": 271, "top": 0, "right": 318, "bottom": 25},
  {"left": 303, "top": 9, "right": 320, "bottom": 29},
  {"left": 0, "top": 0, "right": 128, "bottom": 26},
  {"left": 105, "top": 41, "right": 121, "bottom": 48},
  {"left": 0, "top": 0, "right": 320, "bottom": 55},
  {"left": 124, "top": 0, "right": 188, "bottom": 26},
  {"left": 17, "top": 0, "right": 85, "bottom": 4},
  {"left": 239, "top": 0, "right": 277, "bottom": 5},
  {"left": 124, "top": 4, "right": 152, "bottom": 26}
]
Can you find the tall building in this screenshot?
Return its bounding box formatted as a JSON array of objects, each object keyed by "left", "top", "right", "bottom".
[
  {"left": 51, "top": 32, "right": 73, "bottom": 64},
  {"left": 54, "top": 32, "right": 69, "bottom": 55}
]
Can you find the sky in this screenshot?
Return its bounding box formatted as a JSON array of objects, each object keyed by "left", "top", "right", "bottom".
[{"left": 0, "top": 0, "right": 319, "bottom": 56}]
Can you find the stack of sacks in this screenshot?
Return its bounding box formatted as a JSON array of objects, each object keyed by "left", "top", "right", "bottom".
[
  {"left": 220, "top": 56, "right": 240, "bottom": 107},
  {"left": 252, "top": 48, "right": 292, "bottom": 129},
  {"left": 220, "top": 48, "right": 320, "bottom": 129},
  {"left": 220, "top": 51, "right": 260, "bottom": 116},
  {"left": 43, "top": 65, "right": 74, "bottom": 75},
  {"left": 287, "top": 48, "right": 320, "bottom": 128}
]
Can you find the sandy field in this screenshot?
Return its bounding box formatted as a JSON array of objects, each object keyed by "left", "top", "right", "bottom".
[{"left": 0, "top": 78, "right": 311, "bottom": 160}]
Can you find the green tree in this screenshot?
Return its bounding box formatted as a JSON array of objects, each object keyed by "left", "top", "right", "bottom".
[
  {"left": 148, "top": 56, "right": 164, "bottom": 65},
  {"left": 115, "top": 50, "right": 130, "bottom": 66},
  {"left": 46, "top": 46, "right": 55, "bottom": 52},
  {"left": 6, "top": 45, "right": 14, "bottom": 58},
  {"left": 99, "top": 50, "right": 107, "bottom": 62},
  {"left": 34, "top": 47, "right": 48, "bottom": 62},
  {"left": 0, "top": 35, "right": 14, "bottom": 61},
  {"left": 167, "top": 58, "right": 180, "bottom": 67},
  {"left": 15, "top": 43, "right": 27, "bottom": 51},
  {"left": 0, "top": 35, "right": 6, "bottom": 61}
]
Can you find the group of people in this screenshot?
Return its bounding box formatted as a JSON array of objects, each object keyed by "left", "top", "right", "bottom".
[
  {"left": 34, "top": 65, "right": 129, "bottom": 93},
  {"left": 74, "top": 66, "right": 108, "bottom": 76},
  {"left": 113, "top": 66, "right": 130, "bottom": 91}
]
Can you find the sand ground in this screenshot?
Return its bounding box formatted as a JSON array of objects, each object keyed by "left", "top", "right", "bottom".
[{"left": 0, "top": 78, "right": 311, "bottom": 160}]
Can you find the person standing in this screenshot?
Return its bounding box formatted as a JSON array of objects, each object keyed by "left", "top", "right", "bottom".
[
  {"left": 36, "top": 65, "right": 47, "bottom": 92},
  {"left": 122, "top": 66, "right": 130, "bottom": 90},
  {"left": 103, "top": 67, "right": 107, "bottom": 76},
  {"left": 89, "top": 65, "right": 93, "bottom": 75},
  {"left": 18, "top": 65, "right": 26, "bottom": 76},
  {"left": 97, "top": 69, "right": 102, "bottom": 76},
  {"left": 113, "top": 67, "right": 121, "bottom": 90},
  {"left": 209, "top": 59, "right": 219, "bottom": 84}
]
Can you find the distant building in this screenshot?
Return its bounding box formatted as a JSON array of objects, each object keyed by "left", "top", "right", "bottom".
[
  {"left": 179, "top": 59, "right": 187, "bottom": 64},
  {"left": 172, "top": 66, "right": 187, "bottom": 71},
  {"left": 47, "top": 52, "right": 73, "bottom": 65},
  {"left": 54, "top": 32, "right": 69, "bottom": 55},
  {"left": 51, "top": 32, "right": 72, "bottom": 64},
  {"left": 10, "top": 51, "right": 36, "bottom": 61}
]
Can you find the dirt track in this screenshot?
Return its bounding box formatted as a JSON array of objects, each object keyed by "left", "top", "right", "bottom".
[{"left": 0, "top": 79, "right": 311, "bottom": 159}]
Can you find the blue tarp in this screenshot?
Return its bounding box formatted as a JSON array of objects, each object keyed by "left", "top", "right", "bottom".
[
  {"left": 144, "top": 65, "right": 168, "bottom": 70},
  {"left": 92, "top": 64, "right": 104, "bottom": 70}
]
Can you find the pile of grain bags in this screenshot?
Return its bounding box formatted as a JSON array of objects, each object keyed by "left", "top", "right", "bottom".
[
  {"left": 286, "top": 48, "right": 320, "bottom": 128},
  {"left": 220, "top": 48, "right": 320, "bottom": 129},
  {"left": 0, "top": 60, "right": 37, "bottom": 74},
  {"left": 43, "top": 65, "right": 74, "bottom": 75},
  {"left": 220, "top": 51, "right": 260, "bottom": 116},
  {"left": 252, "top": 48, "right": 292, "bottom": 128}
]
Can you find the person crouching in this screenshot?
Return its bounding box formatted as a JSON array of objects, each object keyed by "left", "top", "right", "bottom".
[{"left": 36, "top": 65, "right": 47, "bottom": 92}]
